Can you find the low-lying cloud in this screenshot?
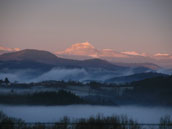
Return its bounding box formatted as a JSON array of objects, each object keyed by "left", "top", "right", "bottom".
[
  {"left": 0, "top": 68, "right": 116, "bottom": 83},
  {"left": 31, "top": 68, "right": 89, "bottom": 82},
  {"left": 0, "top": 67, "right": 171, "bottom": 83}
]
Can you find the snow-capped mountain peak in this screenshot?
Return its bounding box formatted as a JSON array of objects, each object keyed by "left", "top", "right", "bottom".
[{"left": 55, "top": 42, "right": 100, "bottom": 57}]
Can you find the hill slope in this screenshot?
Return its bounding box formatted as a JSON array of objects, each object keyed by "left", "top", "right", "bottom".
[{"left": 106, "top": 72, "right": 167, "bottom": 84}]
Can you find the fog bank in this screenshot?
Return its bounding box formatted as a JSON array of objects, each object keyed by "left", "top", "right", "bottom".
[{"left": 0, "top": 105, "right": 171, "bottom": 123}]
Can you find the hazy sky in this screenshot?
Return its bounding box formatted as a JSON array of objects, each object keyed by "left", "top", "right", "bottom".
[{"left": 0, "top": 0, "right": 172, "bottom": 54}]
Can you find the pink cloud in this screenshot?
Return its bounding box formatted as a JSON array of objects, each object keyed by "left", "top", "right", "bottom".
[
  {"left": 0, "top": 46, "right": 20, "bottom": 52},
  {"left": 154, "top": 53, "right": 170, "bottom": 57},
  {"left": 121, "top": 51, "right": 146, "bottom": 56}
]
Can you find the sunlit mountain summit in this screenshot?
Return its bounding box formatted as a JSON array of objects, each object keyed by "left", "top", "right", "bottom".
[{"left": 55, "top": 42, "right": 172, "bottom": 68}]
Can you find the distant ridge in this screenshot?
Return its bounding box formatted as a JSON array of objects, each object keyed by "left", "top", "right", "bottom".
[
  {"left": 113, "top": 62, "right": 161, "bottom": 70},
  {"left": 106, "top": 72, "right": 167, "bottom": 84},
  {"left": 0, "top": 49, "right": 58, "bottom": 64}
]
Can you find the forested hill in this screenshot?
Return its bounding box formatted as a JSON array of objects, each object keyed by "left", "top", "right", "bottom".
[{"left": 121, "top": 76, "right": 172, "bottom": 106}]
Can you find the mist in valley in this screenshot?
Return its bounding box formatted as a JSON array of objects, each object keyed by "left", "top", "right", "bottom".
[
  {"left": 0, "top": 67, "right": 172, "bottom": 125},
  {"left": 0, "top": 68, "right": 129, "bottom": 83},
  {"left": 0, "top": 67, "right": 171, "bottom": 83},
  {"left": 0, "top": 104, "right": 171, "bottom": 123}
]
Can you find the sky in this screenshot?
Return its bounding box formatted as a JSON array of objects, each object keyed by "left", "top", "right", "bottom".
[{"left": 0, "top": 0, "right": 172, "bottom": 54}]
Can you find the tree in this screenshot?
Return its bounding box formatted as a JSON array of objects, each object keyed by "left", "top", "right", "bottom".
[
  {"left": 0, "top": 80, "right": 3, "bottom": 84},
  {"left": 4, "top": 77, "right": 10, "bottom": 84}
]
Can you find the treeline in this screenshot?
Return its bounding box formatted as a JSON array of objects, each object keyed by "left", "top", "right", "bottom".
[
  {"left": 0, "top": 111, "right": 172, "bottom": 129},
  {"left": 0, "top": 90, "right": 85, "bottom": 105},
  {"left": 2, "top": 80, "right": 120, "bottom": 88},
  {"left": 1, "top": 75, "right": 171, "bottom": 88},
  {"left": 1, "top": 76, "right": 172, "bottom": 106}
]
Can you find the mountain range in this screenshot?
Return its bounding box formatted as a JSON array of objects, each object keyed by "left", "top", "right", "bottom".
[
  {"left": 55, "top": 42, "right": 172, "bottom": 68},
  {"left": 1, "top": 42, "right": 172, "bottom": 68},
  {"left": 0, "top": 48, "right": 163, "bottom": 82},
  {"left": 0, "top": 48, "right": 160, "bottom": 72},
  {"left": 0, "top": 49, "right": 127, "bottom": 70}
]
